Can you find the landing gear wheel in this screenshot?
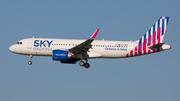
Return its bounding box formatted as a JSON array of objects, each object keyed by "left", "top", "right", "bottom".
[
  {"left": 28, "top": 61, "right": 32, "bottom": 65},
  {"left": 84, "top": 63, "right": 90, "bottom": 68},
  {"left": 79, "top": 61, "right": 85, "bottom": 66}
]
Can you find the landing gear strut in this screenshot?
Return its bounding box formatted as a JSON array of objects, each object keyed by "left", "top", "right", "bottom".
[
  {"left": 28, "top": 55, "right": 33, "bottom": 65},
  {"left": 79, "top": 59, "right": 90, "bottom": 68},
  {"left": 78, "top": 54, "right": 90, "bottom": 68}
]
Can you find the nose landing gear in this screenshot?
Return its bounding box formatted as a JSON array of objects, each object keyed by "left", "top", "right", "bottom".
[{"left": 28, "top": 55, "right": 33, "bottom": 65}]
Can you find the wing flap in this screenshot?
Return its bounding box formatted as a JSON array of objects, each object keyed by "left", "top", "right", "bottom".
[{"left": 87, "top": 52, "right": 102, "bottom": 58}]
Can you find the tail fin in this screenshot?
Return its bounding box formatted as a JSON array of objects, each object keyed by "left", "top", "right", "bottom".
[
  {"left": 126, "top": 16, "right": 170, "bottom": 57},
  {"left": 138, "top": 16, "right": 169, "bottom": 55},
  {"left": 139, "top": 16, "right": 169, "bottom": 45}
]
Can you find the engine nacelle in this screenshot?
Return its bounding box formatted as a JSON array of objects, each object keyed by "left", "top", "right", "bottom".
[
  {"left": 60, "top": 59, "right": 76, "bottom": 64},
  {"left": 52, "top": 50, "right": 73, "bottom": 61}
]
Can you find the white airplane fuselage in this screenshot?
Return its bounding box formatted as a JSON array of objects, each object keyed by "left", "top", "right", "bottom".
[
  {"left": 9, "top": 38, "right": 132, "bottom": 58},
  {"left": 9, "top": 38, "right": 170, "bottom": 58}
]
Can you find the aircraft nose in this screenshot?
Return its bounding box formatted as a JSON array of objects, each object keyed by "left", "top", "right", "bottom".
[
  {"left": 9, "top": 45, "right": 13, "bottom": 52},
  {"left": 9, "top": 45, "right": 16, "bottom": 52}
]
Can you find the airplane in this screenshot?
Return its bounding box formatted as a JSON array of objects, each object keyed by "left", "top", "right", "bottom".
[{"left": 9, "top": 16, "right": 171, "bottom": 68}]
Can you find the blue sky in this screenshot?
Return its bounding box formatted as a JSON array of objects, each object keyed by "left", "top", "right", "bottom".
[{"left": 1, "top": 0, "right": 180, "bottom": 101}]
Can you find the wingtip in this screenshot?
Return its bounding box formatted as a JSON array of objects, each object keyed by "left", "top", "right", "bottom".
[{"left": 91, "top": 28, "right": 100, "bottom": 39}]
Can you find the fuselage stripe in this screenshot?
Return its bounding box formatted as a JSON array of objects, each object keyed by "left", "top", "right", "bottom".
[
  {"left": 144, "top": 39, "right": 147, "bottom": 54},
  {"left": 152, "top": 24, "right": 155, "bottom": 44},
  {"left": 139, "top": 43, "right": 142, "bottom": 55},
  {"left": 158, "top": 27, "right": 161, "bottom": 43},
  {"left": 130, "top": 50, "right": 133, "bottom": 57},
  {"left": 135, "top": 46, "right": 138, "bottom": 56},
  {"left": 143, "top": 34, "right": 146, "bottom": 51},
  {"left": 157, "top": 19, "right": 160, "bottom": 40},
  {"left": 138, "top": 38, "right": 142, "bottom": 55},
  {"left": 153, "top": 31, "right": 156, "bottom": 45},
  {"left": 162, "top": 19, "right": 165, "bottom": 35}
]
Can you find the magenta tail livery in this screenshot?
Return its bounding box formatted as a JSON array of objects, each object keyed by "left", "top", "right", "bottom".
[{"left": 9, "top": 17, "right": 171, "bottom": 68}]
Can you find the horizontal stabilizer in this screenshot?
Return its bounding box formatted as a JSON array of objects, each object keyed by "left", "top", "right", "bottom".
[{"left": 148, "top": 43, "right": 164, "bottom": 49}]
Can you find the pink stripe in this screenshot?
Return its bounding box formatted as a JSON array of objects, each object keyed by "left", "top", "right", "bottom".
[
  {"left": 153, "top": 31, "right": 156, "bottom": 45},
  {"left": 148, "top": 49, "right": 151, "bottom": 53},
  {"left": 158, "top": 28, "right": 161, "bottom": 43},
  {"left": 130, "top": 50, "right": 133, "bottom": 57},
  {"left": 135, "top": 46, "right": 138, "bottom": 56},
  {"left": 144, "top": 39, "right": 147, "bottom": 54},
  {"left": 148, "top": 35, "right": 152, "bottom": 46},
  {"left": 126, "top": 53, "right": 129, "bottom": 57},
  {"left": 139, "top": 43, "right": 142, "bottom": 55}
]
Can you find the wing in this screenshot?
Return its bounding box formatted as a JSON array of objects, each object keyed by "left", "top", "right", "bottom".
[{"left": 68, "top": 28, "right": 99, "bottom": 55}]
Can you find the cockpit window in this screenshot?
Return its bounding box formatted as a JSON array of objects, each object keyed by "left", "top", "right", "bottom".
[{"left": 16, "top": 42, "right": 22, "bottom": 44}]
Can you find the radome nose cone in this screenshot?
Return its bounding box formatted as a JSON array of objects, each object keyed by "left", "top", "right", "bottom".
[
  {"left": 9, "top": 45, "right": 15, "bottom": 52},
  {"left": 9, "top": 46, "right": 13, "bottom": 52}
]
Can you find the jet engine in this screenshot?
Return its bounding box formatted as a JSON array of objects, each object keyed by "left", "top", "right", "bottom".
[{"left": 52, "top": 50, "right": 76, "bottom": 63}]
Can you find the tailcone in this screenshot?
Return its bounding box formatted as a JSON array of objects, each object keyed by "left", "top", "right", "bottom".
[{"left": 162, "top": 44, "right": 171, "bottom": 50}]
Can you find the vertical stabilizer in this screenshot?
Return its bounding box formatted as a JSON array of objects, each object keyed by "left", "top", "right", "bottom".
[
  {"left": 138, "top": 16, "right": 169, "bottom": 55},
  {"left": 126, "top": 16, "right": 169, "bottom": 57}
]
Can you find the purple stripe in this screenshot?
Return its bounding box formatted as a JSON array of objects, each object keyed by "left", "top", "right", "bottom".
[
  {"left": 138, "top": 38, "right": 142, "bottom": 55},
  {"left": 147, "top": 29, "right": 151, "bottom": 46},
  {"left": 152, "top": 24, "right": 155, "bottom": 44},
  {"left": 143, "top": 34, "right": 146, "bottom": 50},
  {"left": 157, "top": 19, "right": 160, "bottom": 39}
]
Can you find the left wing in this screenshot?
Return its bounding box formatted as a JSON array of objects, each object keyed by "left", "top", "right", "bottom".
[{"left": 68, "top": 28, "right": 99, "bottom": 54}]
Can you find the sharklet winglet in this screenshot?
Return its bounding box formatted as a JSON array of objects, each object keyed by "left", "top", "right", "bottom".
[{"left": 90, "top": 28, "right": 100, "bottom": 39}]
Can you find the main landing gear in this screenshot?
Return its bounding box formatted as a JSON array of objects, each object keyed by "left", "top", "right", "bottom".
[
  {"left": 79, "top": 59, "right": 90, "bottom": 68},
  {"left": 28, "top": 55, "right": 33, "bottom": 65}
]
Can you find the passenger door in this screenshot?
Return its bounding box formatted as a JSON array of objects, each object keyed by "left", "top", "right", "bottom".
[{"left": 27, "top": 39, "right": 32, "bottom": 49}]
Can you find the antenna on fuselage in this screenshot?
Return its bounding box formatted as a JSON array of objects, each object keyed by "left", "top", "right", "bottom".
[{"left": 32, "top": 36, "right": 34, "bottom": 38}]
